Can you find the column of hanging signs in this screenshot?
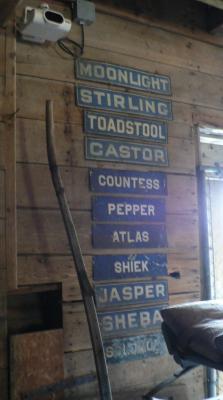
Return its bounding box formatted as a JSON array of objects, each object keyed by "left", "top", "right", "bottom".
[{"left": 75, "top": 58, "right": 172, "bottom": 364}]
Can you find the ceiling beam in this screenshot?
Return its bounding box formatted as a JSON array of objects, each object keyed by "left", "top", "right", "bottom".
[
  {"left": 0, "top": 0, "right": 22, "bottom": 27},
  {"left": 196, "top": 0, "right": 223, "bottom": 10}
]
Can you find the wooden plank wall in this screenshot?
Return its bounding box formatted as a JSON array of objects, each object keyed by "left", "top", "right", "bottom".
[{"left": 14, "top": 0, "right": 223, "bottom": 398}]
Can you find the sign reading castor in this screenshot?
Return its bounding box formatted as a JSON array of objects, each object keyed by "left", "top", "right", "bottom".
[{"left": 85, "top": 137, "right": 168, "bottom": 167}]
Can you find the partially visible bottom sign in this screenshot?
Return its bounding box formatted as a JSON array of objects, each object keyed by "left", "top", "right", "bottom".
[{"left": 104, "top": 332, "right": 166, "bottom": 364}]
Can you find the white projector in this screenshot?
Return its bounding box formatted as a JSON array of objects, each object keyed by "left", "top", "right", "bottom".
[{"left": 19, "top": 3, "right": 72, "bottom": 44}]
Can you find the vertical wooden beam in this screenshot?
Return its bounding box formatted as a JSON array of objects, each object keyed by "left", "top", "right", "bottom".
[
  {"left": 0, "top": 17, "right": 17, "bottom": 400},
  {"left": 0, "top": 1, "right": 23, "bottom": 27},
  {"left": 3, "top": 22, "right": 17, "bottom": 291}
]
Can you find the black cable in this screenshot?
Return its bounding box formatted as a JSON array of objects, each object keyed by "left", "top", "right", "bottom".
[{"left": 57, "top": 23, "right": 85, "bottom": 58}]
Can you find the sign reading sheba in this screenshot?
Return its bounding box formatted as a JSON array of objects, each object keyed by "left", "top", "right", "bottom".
[
  {"left": 76, "top": 85, "right": 172, "bottom": 120},
  {"left": 76, "top": 59, "right": 171, "bottom": 95}
]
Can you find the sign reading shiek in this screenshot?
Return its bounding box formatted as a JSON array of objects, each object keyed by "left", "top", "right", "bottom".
[
  {"left": 93, "top": 254, "right": 168, "bottom": 281},
  {"left": 76, "top": 59, "right": 171, "bottom": 95},
  {"left": 76, "top": 85, "right": 173, "bottom": 120}
]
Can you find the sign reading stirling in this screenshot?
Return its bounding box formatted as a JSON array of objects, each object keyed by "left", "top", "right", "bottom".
[
  {"left": 105, "top": 332, "right": 166, "bottom": 364},
  {"left": 98, "top": 305, "right": 164, "bottom": 337},
  {"left": 95, "top": 280, "right": 168, "bottom": 308},
  {"left": 85, "top": 137, "right": 168, "bottom": 167},
  {"left": 76, "top": 59, "right": 171, "bottom": 95},
  {"left": 92, "top": 223, "right": 167, "bottom": 249},
  {"left": 89, "top": 168, "right": 167, "bottom": 195},
  {"left": 93, "top": 254, "right": 168, "bottom": 281},
  {"left": 92, "top": 196, "right": 165, "bottom": 222},
  {"left": 76, "top": 85, "right": 173, "bottom": 120},
  {"left": 84, "top": 111, "right": 168, "bottom": 143}
]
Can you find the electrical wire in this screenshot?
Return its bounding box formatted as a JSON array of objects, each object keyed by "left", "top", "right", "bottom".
[{"left": 57, "top": 23, "right": 85, "bottom": 58}]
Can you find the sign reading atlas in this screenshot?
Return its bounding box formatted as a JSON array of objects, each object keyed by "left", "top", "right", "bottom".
[
  {"left": 76, "top": 85, "right": 172, "bottom": 120},
  {"left": 76, "top": 59, "right": 171, "bottom": 95},
  {"left": 92, "top": 223, "right": 167, "bottom": 249}
]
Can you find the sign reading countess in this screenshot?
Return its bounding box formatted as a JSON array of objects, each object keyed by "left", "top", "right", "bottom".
[{"left": 89, "top": 168, "right": 167, "bottom": 195}]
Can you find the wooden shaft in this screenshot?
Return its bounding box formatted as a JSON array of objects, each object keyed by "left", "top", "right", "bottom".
[{"left": 45, "top": 100, "right": 113, "bottom": 400}]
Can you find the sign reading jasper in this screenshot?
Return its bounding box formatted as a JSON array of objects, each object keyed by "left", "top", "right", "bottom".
[
  {"left": 76, "top": 59, "right": 171, "bottom": 95},
  {"left": 95, "top": 280, "right": 168, "bottom": 308}
]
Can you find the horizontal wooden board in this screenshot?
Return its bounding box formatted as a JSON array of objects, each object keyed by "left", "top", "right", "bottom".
[
  {"left": 17, "top": 253, "right": 200, "bottom": 301},
  {"left": 16, "top": 123, "right": 196, "bottom": 175},
  {"left": 17, "top": 209, "right": 199, "bottom": 255},
  {"left": 17, "top": 49, "right": 223, "bottom": 114},
  {"left": 15, "top": 6, "right": 223, "bottom": 82},
  {"left": 15, "top": 75, "right": 192, "bottom": 126},
  {"left": 64, "top": 348, "right": 204, "bottom": 399},
  {"left": 16, "top": 165, "right": 198, "bottom": 214}
]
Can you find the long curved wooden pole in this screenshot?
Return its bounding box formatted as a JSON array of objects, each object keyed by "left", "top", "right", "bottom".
[{"left": 45, "top": 100, "right": 113, "bottom": 400}]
